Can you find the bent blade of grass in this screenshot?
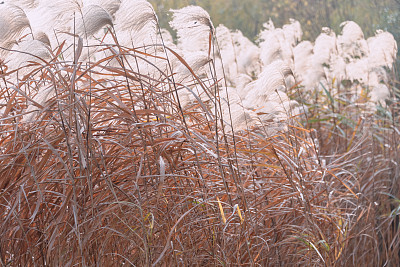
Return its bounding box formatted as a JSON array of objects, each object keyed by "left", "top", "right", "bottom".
[
  {"left": 217, "top": 196, "right": 226, "bottom": 224},
  {"left": 326, "top": 169, "right": 359, "bottom": 199}
]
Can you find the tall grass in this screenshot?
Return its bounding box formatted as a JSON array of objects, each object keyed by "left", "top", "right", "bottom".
[
  {"left": 0, "top": 27, "right": 399, "bottom": 266},
  {"left": 291, "top": 74, "right": 400, "bottom": 266}
]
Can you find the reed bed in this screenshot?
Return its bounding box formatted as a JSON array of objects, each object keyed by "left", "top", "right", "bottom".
[{"left": 0, "top": 30, "right": 399, "bottom": 267}]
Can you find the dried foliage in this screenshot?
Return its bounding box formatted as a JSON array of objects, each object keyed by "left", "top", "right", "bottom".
[
  {"left": 293, "top": 76, "right": 400, "bottom": 266},
  {"left": 0, "top": 3, "right": 399, "bottom": 267}
]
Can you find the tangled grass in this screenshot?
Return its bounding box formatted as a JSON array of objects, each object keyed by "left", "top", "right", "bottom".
[{"left": 0, "top": 30, "right": 399, "bottom": 266}]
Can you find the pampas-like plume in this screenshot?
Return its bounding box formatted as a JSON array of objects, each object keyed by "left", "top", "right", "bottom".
[
  {"left": 3, "top": 0, "right": 38, "bottom": 9},
  {"left": 293, "top": 40, "right": 313, "bottom": 83},
  {"left": 288, "top": 20, "right": 396, "bottom": 105},
  {"left": 337, "top": 21, "right": 369, "bottom": 61},
  {"left": 369, "top": 83, "right": 390, "bottom": 103},
  {"left": 27, "top": 0, "right": 82, "bottom": 48},
  {"left": 76, "top": 4, "right": 113, "bottom": 37},
  {"left": 74, "top": 4, "right": 113, "bottom": 64},
  {"left": 215, "top": 25, "right": 261, "bottom": 85},
  {"left": 367, "top": 30, "right": 398, "bottom": 69},
  {"left": 34, "top": 31, "right": 51, "bottom": 46},
  {"left": 29, "top": 1, "right": 112, "bottom": 62},
  {"left": 0, "top": 4, "right": 397, "bottom": 130},
  {"left": 114, "top": 0, "right": 158, "bottom": 47},
  {"left": 215, "top": 24, "right": 239, "bottom": 85},
  {"left": 282, "top": 18, "right": 302, "bottom": 48},
  {"left": 175, "top": 51, "right": 216, "bottom": 102},
  {"left": 29, "top": 0, "right": 114, "bottom": 42},
  {"left": 367, "top": 67, "right": 390, "bottom": 103},
  {"left": 242, "top": 60, "right": 293, "bottom": 109},
  {"left": 5, "top": 35, "right": 51, "bottom": 79},
  {"left": 306, "top": 27, "right": 337, "bottom": 88},
  {"left": 219, "top": 87, "right": 261, "bottom": 132},
  {"left": 240, "top": 59, "right": 297, "bottom": 135},
  {"left": 230, "top": 29, "right": 261, "bottom": 77},
  {"left": 160, "top": 28, "right": 174, "bottom": 45},
  {"left": 0, "top": 4, "right": 31, "bottom": 59},
  {"left": 83, "top": 0, "right": 121, "bottom": 18},
  {"left": 170, "top": 5, "right": 214, "bottom": 53},
  {"left": 258, "top": 22, "right": 294, "bottom": 68},
  {"left": 312, "top": 27, "right": 337, "bottom": 67},
  {"left": 235, "top": 74, "right": 253, "bottom": 97},
  {"left": 177, "top": 51, "right": 212, "bottom": 80},
  {"left": 22, "top": 85, "right": 55, "bottom": 122},
  {"left": 244, "top": 59, "right": 299, "bottom": 135},
  {"left": 345, "top": 57, "right": 369, "bottom": 83},
  {"left": 326, "top": 53, "right": 347, "bottom": 84}
]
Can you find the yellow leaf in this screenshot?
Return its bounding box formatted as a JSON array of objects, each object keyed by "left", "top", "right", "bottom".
[
  {"left": 217, "top": 197, "right": 226, "bottom": 224},
  {"left": 236, "top": 205, "right": 244, "bottom": 224}
]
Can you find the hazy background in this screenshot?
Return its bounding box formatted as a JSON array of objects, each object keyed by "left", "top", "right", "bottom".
[{"left": 149, "top": 0, "right": 400, "bottom": 44}]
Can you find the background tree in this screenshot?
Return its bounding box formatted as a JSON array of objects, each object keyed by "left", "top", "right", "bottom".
[
  {"left": 150, "top": 0, "right": 399, "bottom": 42},
  {"left": 150, "top": 0, "right": 400, "bottom": 75}
]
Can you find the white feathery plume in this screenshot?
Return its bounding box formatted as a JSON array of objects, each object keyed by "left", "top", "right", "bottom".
[
  {"left": 175, "top": 50, "right": 213, "bottom": 84},
  {"left": 234, "top": 74, "right": 253, "bottom": 99},
  {"left": 27, "top": 0, "right": 83, "bottom": 49},
  {"left": 0, "top": 4, "right": 31, "bottom": 60},
  {"left": 83, "top": 0, "right": 121, "bottom": 19},
  {"left": 263, "top": 18, "right": 275, "bottom": 31},
  {"left": 152, "top": 28, "right": 177, "bottom": 73},
  {"left": 301, "top": 27, "right": 336, "bottom": 89},
  {"left": 239, "top": 59, "right": 299, "bottom": 135},
  {"left": 293, "top": 40, "right": 313, "bottom": 84},
  {"left": 345, "top": 58, "right": 369, "bottom": 83},
  {"left": 165, "top": 50, "right": 208, "bottom": 108},
  {"left": 61, "top": 4, "right": 113, "bottom": 63},
  {"left": 172, "top": 50, "right": 225, "bottom": 107},
  {"left": 250, "top": 90, "right": 295, "bottom": 136},
  {"left": 312, "top": 27, "right": 337, "bottom": 67},
  {"left": 3, "top": 0, "right": 38, "bottom": 9},
  {"left": 256, "top": 93, "right": 295, "bottom": 121},
  {"left": 368, "top": 66, "right": 388, "bottom": 86},
  {"left": 337, "top": 21, "right": 369, "bottom": 61},
  {"left": 282, "top": 19, "right": 302, "bottom": 47},
  {"left": 169, "top": 5, "right": 214, "bottom": 53},
  {"left": 115, "top": 0, "right": 156, "bottom": 33},
  {"left": 326, "top": 54, "right": 347, "bottom": 83},
  {"left": 242, "top": 60, "right": 293, "bottom": 109},
  {"left": 216, "top": 25, "right": 260, "bottom": 85},
  {"left": 31, "top": 1, "right": 112, "bottom": 62},
  {"left": 22, "top": 85, "right": 55, "bottom": 122},
  {"left": 0, "top": 4, "right": 395, "bottom": 126},
  {"left": 367, "top": 67, "right": 389, "bottom": 103},
  {"left": 259, "top": 30, "right": 282, "bottom": 65},
  {"left": 216, "top": 24, "right": 234, "bottom": 50},
  {"left": 114, "top": 0, "right": 158, "bottom": 48},
  {"left": 160, "top": 28, "right": 174, "bottom": 46},
  {"left": 285, "top": 69, "right": 296, "bottom": 89},
  {"left": 369, "top": 83, "right": 390, "bottom": 104},
  {"left": 75, "top": 5, "right": 113, "bottom": 38},
  {"left": 215, "top": 24, "right": 239, "bottom": 85},
  {"left": 219, "top": 87, "right": 260, "bottom": 132},
  {"left": 304, "top": 70, "right": 327, "bottom": 91},
  {"left": 258, "top": 25, "right": 293, "bottom": 68},
  {"left": 5, "top": 35, "right": 51, "bottom": 78},
  {"left": 34, "top": 31, "right": 51, "bottom": 47},
  {"left": 367, "top": 30, "right": 397, "bottom": 69},
  {"left": 231, "top": 30, "right": 261, "bottom": 77}
]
